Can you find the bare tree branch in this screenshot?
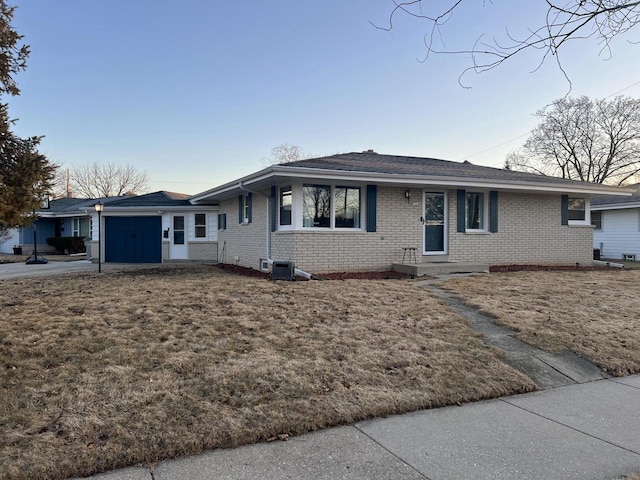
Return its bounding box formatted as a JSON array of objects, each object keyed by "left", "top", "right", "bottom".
[
  {"left": 64, "top": 162, "right": 149, "bottom": 198},
  {"left": 374, "top": 1, "right": 640, "bottom": 86},
  {"left": 508, "top": 95, "right": 640, "bottom": 185},
  {"left": 262, "top": 144, "right": 304, "bottom": 165}
]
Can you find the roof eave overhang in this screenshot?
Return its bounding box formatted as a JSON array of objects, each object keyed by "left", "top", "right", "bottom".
[
  {"left": 591, "top": 202, "right": 640, "bottom": 211},
  {"left": 191, "top": 166, "right": 631, "bottom": 202}
]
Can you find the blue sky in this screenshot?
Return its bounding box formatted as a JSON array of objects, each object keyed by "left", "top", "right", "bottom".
[{"left": 9, "top": 1, "right": 640, "bottom": 194}]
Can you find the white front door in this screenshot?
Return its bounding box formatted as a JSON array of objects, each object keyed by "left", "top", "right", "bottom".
[{"left": 170, "top": 215, "right": 188, "bottom": 259}]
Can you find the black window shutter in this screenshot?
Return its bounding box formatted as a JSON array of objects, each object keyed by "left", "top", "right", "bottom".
[
  {"left": 270, "top": 186, "right": 276, "bottom": 232},
  {"left": 366, "top": 185, "right": 377, "bottom": 232},
  {"left": 238, "top": 195, "right": 243, "bottom": 223},
  {"left": 217, "top": 214, "right": 221, "bottom": 230},
  {"left": 561, "top": 194, "right": 569, "bottom": 225},
  {"left": 223, "top": 213, "right": 227, "bottom": 230},
  {"left": 246, "top": 193, "right": 252, "bottom": 223},
  {"left": 489, "top": 190, "right": 499, "bottom": 233},
  {"left": 457, "top": 189, "right": 466, "bottom": 233}
]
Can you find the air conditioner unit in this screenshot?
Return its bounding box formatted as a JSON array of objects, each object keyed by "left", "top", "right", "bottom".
[{"left": 272, "top": 261, "right": 294, "bottom": 281}]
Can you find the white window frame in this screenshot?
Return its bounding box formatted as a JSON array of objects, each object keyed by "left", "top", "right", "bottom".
[
  {"left": 194, "top": 213, "right": 207, "bottom": 238},
  {"left": 279, "top": 185, "right": 293, "bottom": 228},
  {"left": 465, "top": 191, "right": 489, "bottom": 233},
  {"left": 281, "top": 182, "right": 365, "bottom": 231},
  {"left": 568, "top": 197, "right": 591, "bottom": 226},
  {"left": 72, "top": 218, "right": 80, "bottom": 237}
]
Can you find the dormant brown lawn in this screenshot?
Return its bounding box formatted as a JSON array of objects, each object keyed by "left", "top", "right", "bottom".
[
  {"left": 443, "top": 269, "right": 640, "bottom": 376},
  {"left": 0, "top": 265, "right": 533, "bottom": 480}
]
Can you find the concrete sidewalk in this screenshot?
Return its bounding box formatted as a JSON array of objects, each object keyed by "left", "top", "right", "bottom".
[{"left": 79, "top": 375, "right": 640, "bottom": 480}]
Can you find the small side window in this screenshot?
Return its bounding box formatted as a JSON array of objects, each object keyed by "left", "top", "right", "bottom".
[
  {"left": 465, "top": 192, "right": 486, "bottom": 231},
  {"left": 279, "top": 186, "right": 292, "bottom": 226},
  {"left": 195, "top": 214, "right": 206, "bottom": 238},
  {"left": 591, "top": 211, "right": 602, "bottom": 230},
  {"left": 568, "top": 198, "right": 586, "bottom": 221}
]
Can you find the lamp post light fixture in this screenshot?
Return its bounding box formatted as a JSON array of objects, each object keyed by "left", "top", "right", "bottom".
[{"left": 95, "top": 201, "right": 104, "bottom": 273}]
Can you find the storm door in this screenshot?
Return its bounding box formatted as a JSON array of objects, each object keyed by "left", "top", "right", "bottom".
[
  {"left": 171, "top": 215, "right": 188, "bottom": 259},
  {"left": 423, "top": 192, "right": 447, "bottom": 254}
]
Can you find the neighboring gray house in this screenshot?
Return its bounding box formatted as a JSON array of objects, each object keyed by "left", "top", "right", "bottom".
[
  {"left": 591, "top": 185, "right": 640, "bottom": 261},
  {"left": 190, "top": 151, "right": 629, "bottom": 275}
]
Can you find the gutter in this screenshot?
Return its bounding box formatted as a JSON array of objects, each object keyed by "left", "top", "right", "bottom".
[{"left": 238, "top": 182, "right": 313, "bottom": 280}]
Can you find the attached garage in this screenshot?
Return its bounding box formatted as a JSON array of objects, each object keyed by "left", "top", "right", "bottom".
[{"left": 105, "top": 216, "right": 162, "bottom": 263}]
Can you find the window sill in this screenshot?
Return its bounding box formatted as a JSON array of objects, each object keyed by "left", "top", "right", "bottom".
[
  {"left": 568, "top": 223, "right": 594, "bottom": 228},
  {"left": 275, "top": 229, "right": 366, "bottom": 234},
  {"left": 464, "top": 230, "right": 491, "bottom": 235}
]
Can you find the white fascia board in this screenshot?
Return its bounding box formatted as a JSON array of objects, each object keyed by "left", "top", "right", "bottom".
[
  {"left": 270, "top": 167, "right": 630, "bottom": 196},
  {"left": 190, "top": 165, "right": 631, "bottom": 201},
  {"left": 38, "top": 212, "right": 90, "bottom": 218},
  {"left": 102, "top": 206, "right": 219, "bottom": 213},
  {"left": 591, "top": 202, "right": 640, "bottom": 211},
  {"left": 190, "top": 166, "right": 274, "bottom": 202}
]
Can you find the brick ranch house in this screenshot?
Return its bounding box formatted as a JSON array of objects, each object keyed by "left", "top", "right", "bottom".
[{"left": 190, "top": 151, "right": 629, "bottom": 275}]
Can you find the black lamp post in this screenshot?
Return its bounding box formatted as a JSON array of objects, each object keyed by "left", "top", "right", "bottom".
[
  {"left": 95, "top": 201, "right": 103, "bottom": 273},
  {"left": 26, "top": 196, "right": 50, "bottom": 265}
]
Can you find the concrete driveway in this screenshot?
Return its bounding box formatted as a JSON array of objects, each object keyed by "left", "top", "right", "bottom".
[{"left": 0, "top": 259, "right": 145, "bottom": 280}]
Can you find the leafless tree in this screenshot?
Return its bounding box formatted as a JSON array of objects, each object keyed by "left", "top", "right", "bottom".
[
  {"left": 374, "top": 1, "right": 640, "bottom": 86},
  {"left": 505, "top": 95, "right": 640, "bottom": 185},
  {"left": 262, "top": 143, "right": 304, "bottom": 165},
  {"left": 64, "top": 162, "right": 149, "bottom": 198}
]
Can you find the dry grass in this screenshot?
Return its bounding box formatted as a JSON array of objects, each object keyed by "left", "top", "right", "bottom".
[
  {"left": 442, "top": 270, "right": 640, "bottom": 376},
  {"left": 0, "top": 265, "right": 534, "bottom": 480},
  {"left": 0, "top": 254, "right": 81, "bottom": 264},
  {"left": 0, "top": 254, "right": 29, "bottom": 263}
]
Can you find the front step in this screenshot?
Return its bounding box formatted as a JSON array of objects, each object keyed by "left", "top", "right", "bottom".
[{"left": 392, "top": 261, "right": 489, "bottom": 276}]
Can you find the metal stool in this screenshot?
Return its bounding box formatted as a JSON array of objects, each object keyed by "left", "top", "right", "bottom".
[{"left": 402, "top": 247, "right": 417, "bottom": 264}]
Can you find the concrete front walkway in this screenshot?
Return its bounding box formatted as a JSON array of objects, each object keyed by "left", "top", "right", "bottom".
[
  {"left": 78, "top": 375, "right": 640, "bottom": 480},
  {"left": 417, "top": 277, "right": 609, "bottom": 389}
]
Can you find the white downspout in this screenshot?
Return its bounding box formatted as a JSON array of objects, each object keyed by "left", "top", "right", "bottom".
[{"left": 238, "top": 182, "right": 313, "bottom": 280}]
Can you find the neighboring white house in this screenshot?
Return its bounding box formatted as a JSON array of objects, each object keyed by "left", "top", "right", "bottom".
[{"left": 591, "top": 185, "right": 640, "bottom": 261}]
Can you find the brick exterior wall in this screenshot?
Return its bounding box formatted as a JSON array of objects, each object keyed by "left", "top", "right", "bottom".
[
  {"left": 216, "top": 186, "right": 594, "bottom": 273},
  {"left": 217, "top": 194, "right": 271, "bottom": 270},
  {"left": 448, "top": 191, "right": 593, "bottom": 265},
  {"left": 187, "top": 241, "right": 218, "bottom": 261}
]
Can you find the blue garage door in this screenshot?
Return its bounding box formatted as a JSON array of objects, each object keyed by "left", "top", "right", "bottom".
[{"left": 105, "top": 216, "right": 162, "bottom": 263}]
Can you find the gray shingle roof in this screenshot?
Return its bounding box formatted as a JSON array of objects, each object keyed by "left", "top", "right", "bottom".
[
  {"left": 105, "top": 191, "right": 191, "bottom": 207},
  {"left": 284, "top": 152, "right": 595, "bottom": 186},
  {"left": 592, "top": 194, "right": 640, "bottom": 206},
  {"left": 45, "top": 198, "right": 88, "bottom": 213}
]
